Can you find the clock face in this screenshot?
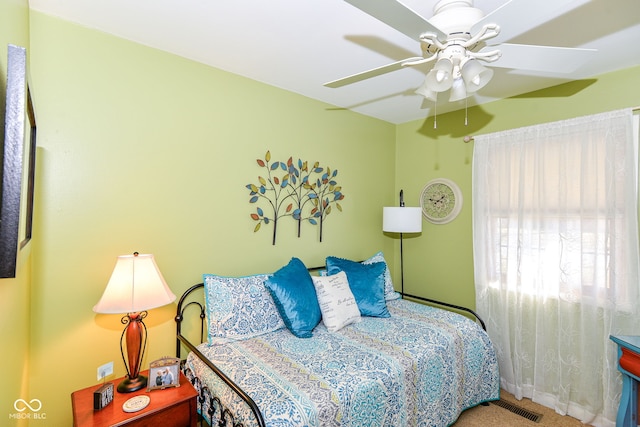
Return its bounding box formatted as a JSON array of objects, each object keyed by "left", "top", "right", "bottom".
[{"left": 420, "top": 179, "right": 463, "bottom": 224}]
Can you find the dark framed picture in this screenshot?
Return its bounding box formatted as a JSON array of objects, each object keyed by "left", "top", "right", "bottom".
[
  {"left": 19, "top": 87, "right": 36, "bottom": 249},
  {"left": 147, "top": 357, "right": 181, "bottom": 391},
  {"left": 1, "top": 44, "right": 34, "bottom": 278}
]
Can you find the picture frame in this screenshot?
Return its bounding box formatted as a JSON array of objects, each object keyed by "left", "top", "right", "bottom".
[
  {"left": 1, "top": 44, "right": 31, "bottom": 279},
  {"left": 147, "top": 357, "right": 181, "bottom": 391},
  {"left": 19, "top": 86, "right": 36, "bottom": 249}
]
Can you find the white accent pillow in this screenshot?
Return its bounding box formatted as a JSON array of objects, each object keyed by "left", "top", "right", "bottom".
[{"left": 312, "top": 271, "right": 361, "bottom": 332}]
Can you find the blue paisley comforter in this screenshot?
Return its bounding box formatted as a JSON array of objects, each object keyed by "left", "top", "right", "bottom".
[{"left": 186, "top": 299, "right": 499, "bottom": 427}]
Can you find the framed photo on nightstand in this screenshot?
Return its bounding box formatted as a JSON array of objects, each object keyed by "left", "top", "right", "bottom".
[{"left": 148, "top": 357, "right": 181, "bottom": 391}]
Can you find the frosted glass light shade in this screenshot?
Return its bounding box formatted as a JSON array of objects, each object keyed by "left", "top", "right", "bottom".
[
  {"left": 415, "top": 79, "right": 438, "bottom": 102},
  {"left": 449, "top": 78, "right": 468, "bottom": 102},
  {"left": 462, "top": 59, "right": 493, "bottom": 93},
  {"left": 383, "top": 207, "right": 423, "bottom": 233},
  {"left": 93, "top": 253, "right": 176, "bottom": 314},
  {"left": 425, "top": 58, "right": 454, "bottom": 92}
]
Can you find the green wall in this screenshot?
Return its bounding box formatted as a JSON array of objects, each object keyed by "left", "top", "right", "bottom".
[
  {"left": 394, "top": 66, "right": 640, "bottom": 310},
  {"left": 0, "top": 0, "right": 31, "bottom": 425},
  {"left": 26, "top": 11, "right": 396, "bottom": 425}
]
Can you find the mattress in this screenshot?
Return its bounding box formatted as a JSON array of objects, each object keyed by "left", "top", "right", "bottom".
[{"left": 186, "top": 298, "right": 500, "bottom": 427}]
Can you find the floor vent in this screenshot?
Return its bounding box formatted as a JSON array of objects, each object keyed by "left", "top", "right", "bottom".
[{"left": 490, "top": 399, "right": 543, "bottom": 423}]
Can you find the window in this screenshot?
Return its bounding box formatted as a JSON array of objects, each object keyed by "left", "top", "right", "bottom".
[{"left": 472, "top": 109, "right": 640, "bottom": 426}]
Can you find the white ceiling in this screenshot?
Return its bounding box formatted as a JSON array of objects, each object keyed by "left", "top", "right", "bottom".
[{"left": 29, "top": 0, "right": 640, "bottom": 124}]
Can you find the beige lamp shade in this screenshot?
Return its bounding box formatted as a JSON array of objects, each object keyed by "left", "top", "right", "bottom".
[
  {"left": 93, "top": 253, "right": 176, "bottom": 314},
  {"left": 383, "top": 207, "right": 423, "bottom": 233}
]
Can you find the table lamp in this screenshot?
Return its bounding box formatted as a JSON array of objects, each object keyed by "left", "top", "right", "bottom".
[
  {"left": 93, "top": 252, "right": 176, "bottom": 393},
  {"left": 383, "top": 190, "right": 422, "bottom": 295}
]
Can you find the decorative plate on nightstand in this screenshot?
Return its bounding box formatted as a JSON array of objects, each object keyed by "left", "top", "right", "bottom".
[
  {"left": 420, "top": 178, "right": 463, "bottom": 224},
  {"left": 122, "top": 395, "right": 150, "bottom": 413}
]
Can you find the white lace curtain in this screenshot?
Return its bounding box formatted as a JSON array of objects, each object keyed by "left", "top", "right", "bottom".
[{"left": 472, "top": 109, "right": 639, "bottom": 427}]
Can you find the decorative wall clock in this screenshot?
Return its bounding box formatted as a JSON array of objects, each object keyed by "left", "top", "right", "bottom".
[{"left": 420, "top": 178, "right": 463, "bottom": 224}]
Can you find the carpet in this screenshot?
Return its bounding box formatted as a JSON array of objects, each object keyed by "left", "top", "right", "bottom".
[{"left": 453, "top": 390, "right": 595, "bottom": 427}]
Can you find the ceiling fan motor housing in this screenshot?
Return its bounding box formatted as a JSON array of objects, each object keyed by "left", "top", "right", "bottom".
[{"left": 429, "top": 0, "right": 484, "bottom": 37}]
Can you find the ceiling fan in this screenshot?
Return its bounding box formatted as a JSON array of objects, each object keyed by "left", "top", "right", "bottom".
[{"left": 325, "top": 0, "right": 596, "bottom": 104}]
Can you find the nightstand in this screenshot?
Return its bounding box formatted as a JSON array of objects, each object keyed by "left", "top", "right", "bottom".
[
  {"left": 71, "top": 370, "right": 197, "bottom": 427},
  {"left": 610, "top": 335, "right": 640, "bottom": 427}
]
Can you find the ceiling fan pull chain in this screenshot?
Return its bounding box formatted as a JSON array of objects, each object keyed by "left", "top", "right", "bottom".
[
  {"left": 433, "top": 100, "right": 438, "bottom": 129},
  {"left": 465, "top": 98, "right": 468, "bottom": 126}
]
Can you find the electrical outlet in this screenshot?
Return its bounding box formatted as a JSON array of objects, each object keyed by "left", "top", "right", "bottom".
[{"left": 97, "top": 361, "right": 114, "bottom": 381}]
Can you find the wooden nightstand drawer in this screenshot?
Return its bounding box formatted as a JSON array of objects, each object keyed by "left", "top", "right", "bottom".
[
  {"left": 72, "top": 371, "right": 197, "bottom": 427},
  {"left": 120, "top": 399, "right": 194, "bottom": 427}
]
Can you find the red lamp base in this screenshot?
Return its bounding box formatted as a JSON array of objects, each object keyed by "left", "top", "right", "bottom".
[
  {"left": 117, "top": 374, "right": 147, "bottom": 393},
  {"left": 117, "top": 312, "right": 148, "bottom": 393}
]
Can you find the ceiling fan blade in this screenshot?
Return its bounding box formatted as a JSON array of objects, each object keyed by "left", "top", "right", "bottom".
[
  {"left": 472, "top": 0, "right": 590, "bottom": 45},
  {"left": 486, "top": 43, "right": 597, "bottom": 74},
  {"left": 324, "top": 57, "right": 424, "bottom": 88},
  {"left": 344, "top": 0, "right": 446, "bottom": 42}
]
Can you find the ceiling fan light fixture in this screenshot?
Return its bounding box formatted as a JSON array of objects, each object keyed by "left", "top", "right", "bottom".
[
  {"left": 461, "top": 59, "right": 493, "bottom": 93},
  {"left": 415, "top": 80, "right": 438, "bottom": 102},
  {"left": 449, "top": 78, "right": 468, "bottom": 102},
  {"left": 425, "top": 58, "right": 454, "bottom": 91}
]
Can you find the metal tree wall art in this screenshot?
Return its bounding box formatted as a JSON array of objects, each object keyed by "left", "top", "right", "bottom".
[{"left": 246, "top": 151, "right": 345, "bottom": 245}]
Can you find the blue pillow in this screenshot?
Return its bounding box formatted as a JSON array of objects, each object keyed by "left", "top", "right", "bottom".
[
  {"left": 326, "top": 256, "right": 389, "bottom": 318},
  {"left": 321, "top": 252, "right": 400, "bottom": 300},
  {"left": 264, "top": 258, "right": 321, "bottom": 338}
]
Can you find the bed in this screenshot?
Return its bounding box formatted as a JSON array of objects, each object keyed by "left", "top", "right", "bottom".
[{"left": 175, "top": 253, "right": 500, "bottom": 427}]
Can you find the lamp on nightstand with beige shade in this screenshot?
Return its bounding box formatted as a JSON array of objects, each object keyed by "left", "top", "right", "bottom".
[{"left": 93, "top": 252, "right": 176, "bottom": 393}]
